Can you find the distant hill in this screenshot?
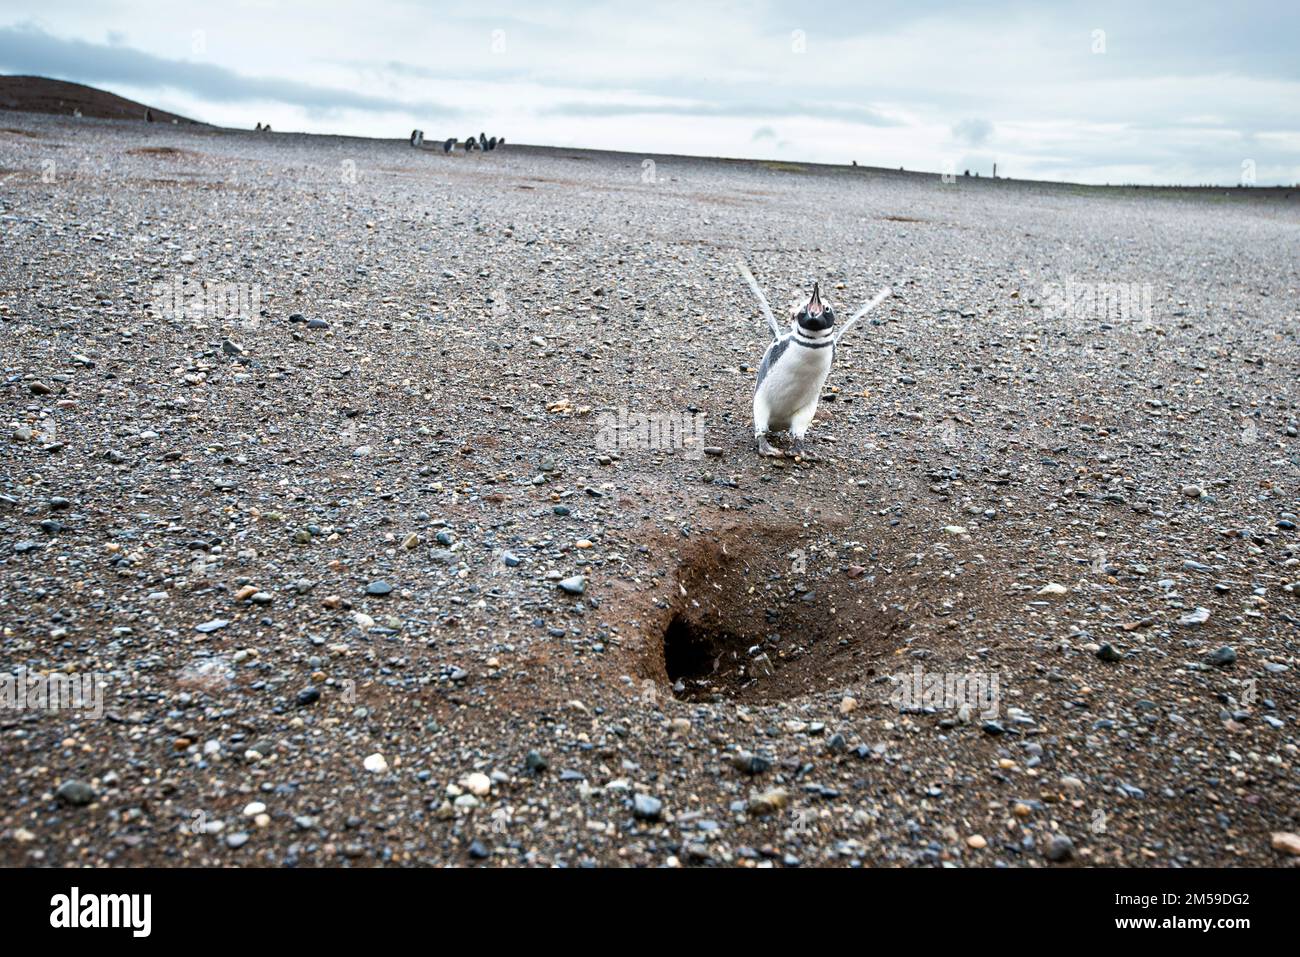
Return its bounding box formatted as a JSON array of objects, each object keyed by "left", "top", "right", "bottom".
[{"left": 0, "top": 75, "right": 203, "bottom": 124}]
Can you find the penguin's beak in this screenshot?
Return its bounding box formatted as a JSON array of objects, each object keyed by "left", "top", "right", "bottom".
[{"left": 806, "top": 282, "right": 823, "bottom": 317}]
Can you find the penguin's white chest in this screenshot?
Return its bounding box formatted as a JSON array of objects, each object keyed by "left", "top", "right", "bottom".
[{"left": 754, "top": 337, "right": 833, "bottom": 429}]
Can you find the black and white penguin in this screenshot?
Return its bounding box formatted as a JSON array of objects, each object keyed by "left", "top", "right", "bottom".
[
  {"left": 487, "top": 136, "right": 498, "bottom": 150},
  {"left": 410, "top": 129, "right": 424, "bottom": 147},
  {"left": 443, "top": 137, "right": 456, "bottom": 153},
  {"left": 464, "top": 135, "right": 477, "bottom": 151},
  {"left": 478, "top": 132, "right": 488, "bottom": 150},
  {"left": 739, "top": 263, "right": 890, "bottom": 457}
]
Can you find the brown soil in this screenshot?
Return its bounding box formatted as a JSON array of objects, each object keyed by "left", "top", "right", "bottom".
[{"left": 0, "top": 75, "right": 202, "bottom": 124}]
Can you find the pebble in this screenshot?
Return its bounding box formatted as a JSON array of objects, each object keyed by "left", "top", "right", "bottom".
[
  {"left": 1045, "top": 834, "right": 1075, "bottom": 862},
  {"left": 363, "top": 753, "right": 389, "bottom": 773},
  {"left": 55, "top": 780, "right": 96, "bottom": 806},
  {"left": 558, "top": 576, "right": 586, "bottom": 595},
  {"left": 633, "top": 794, "right": 663, "bottom": 821},
  {"left": 730, "top": 751, "right": 772, "bottom": 775},
  {"left": 1272, "top": 832, "right": 1300, "bottom": 856},
  {"left": 366, "top": 580, "right": 393, "bottom": 596},
  {"left": 747, "top": 787, "right": 790, "bottom": 816},
  {"left": 1206, "top": 645, "right": 1237, "bottom": 667},
  {"left": 1095, "top": 643, "right": 1123, "bottom": 663}
]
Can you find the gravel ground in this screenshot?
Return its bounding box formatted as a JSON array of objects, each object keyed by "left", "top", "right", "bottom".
[{"left": 2, "top": 112, "right": 1298, "bottom": 868}]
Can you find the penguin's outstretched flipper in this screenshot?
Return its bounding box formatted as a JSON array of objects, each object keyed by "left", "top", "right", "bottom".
[
  {"left": 833, "top": 286, "right": 892, "bottom": 345},
  {"left": 736, "top": 261, "right": 780, "bottom": 342}
]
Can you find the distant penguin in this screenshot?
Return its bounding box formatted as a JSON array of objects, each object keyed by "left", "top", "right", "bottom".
[
  {"left": 479, "top": 132, "right": 488, "bottom": 150},
  {"left": 497, "top": 137, "right": 505, "bottom": 148},
  {"left": 487, "top": 136, "right": 498, "bottom": 150},
  {"left": 443, "top": 137, "right": 455, "bottom": 153},
  {"left": 410, "top": 129, "right": 424, "bottom": 147},
  {"left": 739, "top": 264, "right": 890, "bottom": 458},
  {"left": 145, "top": 108, "right": 154, "bottom": 123},
  {"left": 464, "top": 135, "right": 476, "bottom": 151},
  {"left": 255, "top": 122, "right": 263, "bottom": 131}
]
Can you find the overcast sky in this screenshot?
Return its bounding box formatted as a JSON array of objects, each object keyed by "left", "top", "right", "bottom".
[{"left": 2, "top": 1, "right": 1297, "bottom": 185}]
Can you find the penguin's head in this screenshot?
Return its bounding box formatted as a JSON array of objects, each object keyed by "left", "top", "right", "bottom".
[{"left": 794, "top": 282, "right": 835, "bottom": 335}]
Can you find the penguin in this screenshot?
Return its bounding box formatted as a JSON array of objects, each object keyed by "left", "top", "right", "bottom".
[
  {"left": 443, "top": 137, "right": 455, "bottom": 153},
  {"left": 410, "top": 129, "right": 424, "bottom": 147},
  {"left": 487, "top": 136, "right": 498, "bottom": 150},
  {"left": 739, "top": 262, "right": 890, "bottom": 458},
  {"left": 464, "top": 135, "right": 476, "bottom": 151},
  {"left": 478, "top": 132, "right": 488, "bottom": 150},
  {"left": 497, "top": 137, "right": 505, "bottom": 148}
]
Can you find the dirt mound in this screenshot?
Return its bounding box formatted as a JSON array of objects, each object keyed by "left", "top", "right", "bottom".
[{"left": 0, "top": 74, "right": 202, "bottom": 124}]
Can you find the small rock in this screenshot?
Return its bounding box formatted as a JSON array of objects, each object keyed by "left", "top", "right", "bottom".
[
  {"left": 558, "top": 576, "right": 586, "bottom": 595},
  {"left": 1045, "top": 834, "right": 1075, "bottom": 862},
  {"left": 633, "top": 794, "right": 663, "bottom": 821},
  {"left": 730, "top": 751, "right": 772, "bottom": 775},
  {"left": 55, "top": 780, "right": 96, "bottom": 806},
  {"left": 1207, "top": 645, "right": 1237, "bottom": 667},
  {"left": 747, "top": 787, "right": 790, "bottom": 816},
  {"left": 363, "top": 753, "right": 389, "bottom": 774},
  {"left": 1271, "top": 832, "right": 1300, "bottom": 856}
]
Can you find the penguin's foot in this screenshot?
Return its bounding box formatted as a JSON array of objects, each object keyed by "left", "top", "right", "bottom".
[
  {"left": 791, "top": 438, "right": 818, "bottom": 461},
  {"left": 755, "top": 435, "right": 783, "bottom": 457}
]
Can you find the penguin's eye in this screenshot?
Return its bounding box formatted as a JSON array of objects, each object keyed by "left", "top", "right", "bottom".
[{"left": 822, "top": 307, "right": 835, "bottom": 321}]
